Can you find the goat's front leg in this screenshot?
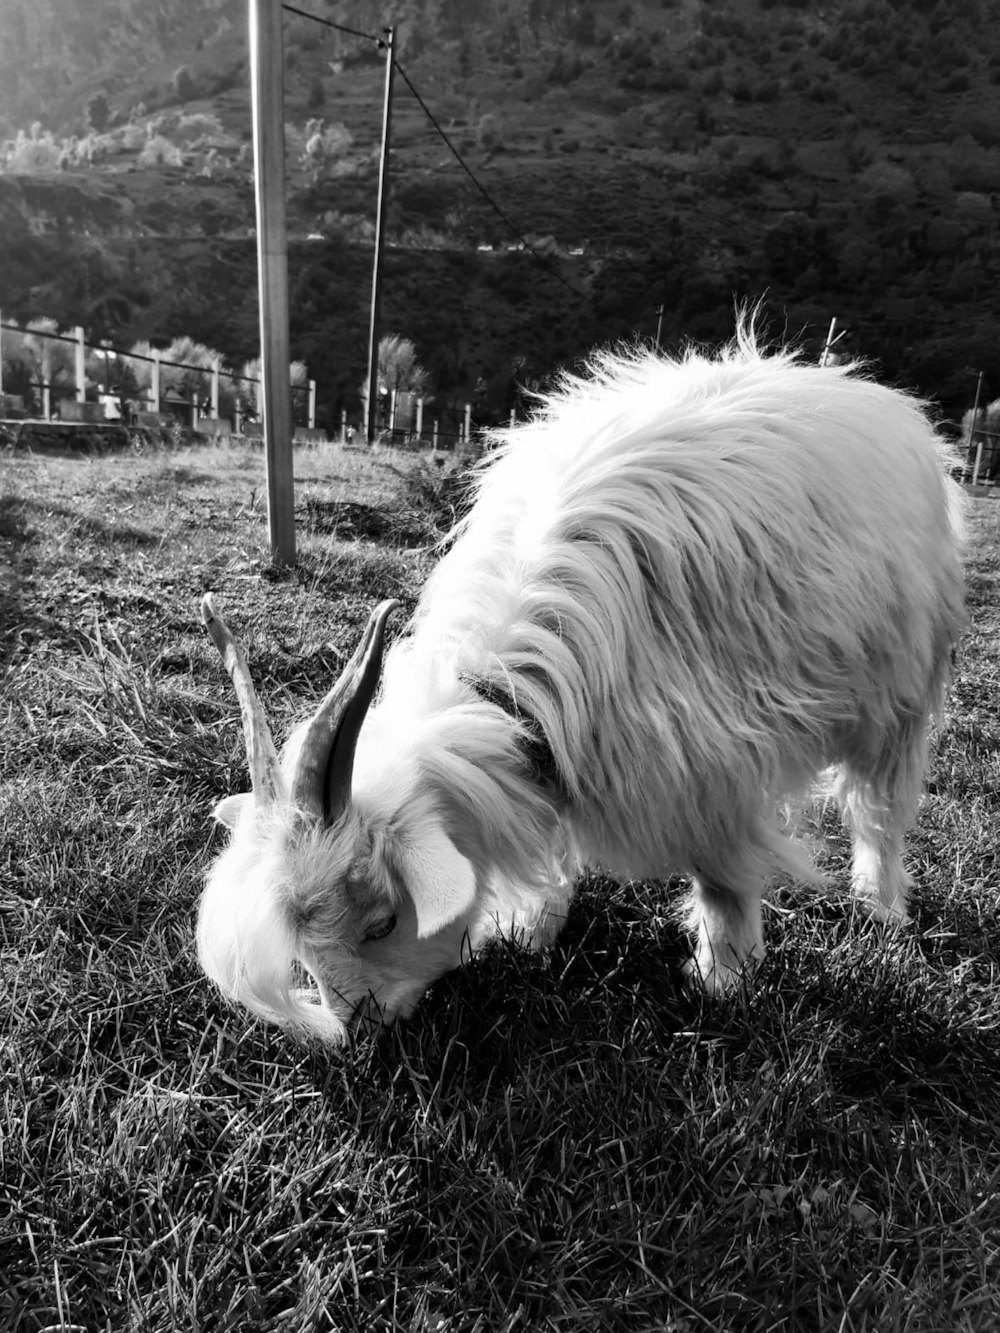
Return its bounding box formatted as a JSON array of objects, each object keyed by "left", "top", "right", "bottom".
[{"left": 685, "top": 875, "right": 765, "bottom": 995}]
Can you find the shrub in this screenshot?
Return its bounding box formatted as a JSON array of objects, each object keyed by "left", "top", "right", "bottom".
[
  {"left": 4, "top": 127, "right": 61, "bottom": 172},
  {"left": 398, "top": 458, "right": 477, "bottom": 533},
  {"left": 176, "top": 112, "right": 225, "bottom": 143},
  {"left": 701, "top": 68, "right": 724, "bottom": 95},
  {"left": 476, "top": 112, "right": 502, "bottom": 151},
  {"left": 117, "top": 123, "right": 147, "bottom": 151},
  {"left": 138, "top": 135, "right": 184, "bottom": 168}
]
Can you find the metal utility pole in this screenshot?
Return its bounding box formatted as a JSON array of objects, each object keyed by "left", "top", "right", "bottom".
[
  {"left": 249, "top": 0, "right": 296, "bottom": 565},
  {"left": 366, "top": 26, "right": 396, "bottom": 443}
]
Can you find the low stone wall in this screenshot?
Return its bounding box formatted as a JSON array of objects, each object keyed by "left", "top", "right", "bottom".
[{"left": 1, "top": 420, "right": 176, "bottom": 454}]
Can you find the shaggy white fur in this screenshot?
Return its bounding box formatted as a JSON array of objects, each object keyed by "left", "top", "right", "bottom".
[{"left": 199, "top": 330, "right": 966, "bottom": 1042}]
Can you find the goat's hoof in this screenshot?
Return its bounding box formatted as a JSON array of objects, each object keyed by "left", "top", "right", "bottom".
[{"left": 683, "top": 953, "right": 751, "bottom": 998}]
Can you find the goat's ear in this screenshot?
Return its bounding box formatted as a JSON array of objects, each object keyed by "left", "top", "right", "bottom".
[
  {"left": 398, "top": 825, "right": 478, "bottom": 938},
  {"left": 212, "top": 793, "right": 252, "bottom": 829}
]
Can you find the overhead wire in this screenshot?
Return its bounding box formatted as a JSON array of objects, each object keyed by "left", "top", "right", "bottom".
[
  {"left": 0, "top": 321, "right": 307, "bottom": 392},
  {"left": 281, "top": 4, "right": 380, "bottom": 45},
  {"left": 391, "top": 58, "right": 587, "bottom": 301}
]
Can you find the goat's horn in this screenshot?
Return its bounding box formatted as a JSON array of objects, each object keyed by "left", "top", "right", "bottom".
[
  {"left": 290, "top": 599, "right": 400, "bottom": 825},
  {"left": 201, "top": 594, "right": 286, "bottom": 810}
]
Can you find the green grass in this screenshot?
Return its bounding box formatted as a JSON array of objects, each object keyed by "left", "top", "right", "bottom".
[{"left": 1, "top": 438, "right": 999, "bottom": 1332}]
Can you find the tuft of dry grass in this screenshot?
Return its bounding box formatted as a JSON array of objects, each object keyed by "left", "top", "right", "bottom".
[{"left": 1, "top": 438, "right": 999, "bottom": 1332}]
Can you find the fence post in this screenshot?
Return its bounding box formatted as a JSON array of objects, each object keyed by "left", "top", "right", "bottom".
[
  {"left": 74, "top": 327, "right": 86, "bottom": 403},
  {"left": 416, "top": 396, "right": 423, "bottom": 439},
  {"left": 152, "top": 350, "right": 161, "bottom": 412},
  {"left": 39, "top": 337, "right": 52, "bottom": 421},
  {"left": 432, "top": 420, "right": 438, "bottom": 453},
  {"left": 212, "top": 359, "right": 220, "bottom": 418},
  {"left": 509, "top": 409, "right": 516, "bottom": 429},
  {"left": 308, "top": 379, "right": 316, "bottom": 430},
  {"left": 463, "top": 402, "right": 471, "bottom": 446},
  {"left": 340, "top": 408, "right": 347, "bottom": 443},
  {"left": 970, "top": 371, "right": 986, "bottom": 487}
]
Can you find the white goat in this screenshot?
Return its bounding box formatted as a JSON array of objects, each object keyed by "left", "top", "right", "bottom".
[{"left": 197, "top": 330, "right": 965, "bottom": 1043}]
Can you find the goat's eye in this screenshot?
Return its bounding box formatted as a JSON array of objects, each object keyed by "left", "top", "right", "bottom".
[{"left": 364, "top": 913, "right": 397, "bottom": 942}]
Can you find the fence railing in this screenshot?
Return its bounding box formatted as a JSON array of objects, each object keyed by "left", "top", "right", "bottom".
[{"left": 0, "top": 314, "right": 315, "bottom": 432}]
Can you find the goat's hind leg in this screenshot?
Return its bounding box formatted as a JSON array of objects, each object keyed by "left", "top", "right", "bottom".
[{"left": 836, "top": 709, "right": 932, "bottom": 925}]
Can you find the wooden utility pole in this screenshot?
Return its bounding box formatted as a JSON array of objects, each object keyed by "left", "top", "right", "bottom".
[
  {"left": 820, "top": 316, "right": 840, "bottom": 367},
  {"left": 968, "top": 370, "right": 985, "bottom": 487},
  {"left": 249, "top": 0, "right": 296, "bottom": 564},
  {"left": 366, "top": 26, "right": 396, "bottom": 443}
]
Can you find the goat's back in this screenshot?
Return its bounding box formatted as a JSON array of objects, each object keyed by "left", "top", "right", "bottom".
[{"left": 389, "top": 342, "right": 966, "bottom": 878}]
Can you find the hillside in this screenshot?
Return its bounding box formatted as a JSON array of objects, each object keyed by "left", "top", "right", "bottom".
[{"left": 1, "top": 0, "right": 999, "bottom": 429}]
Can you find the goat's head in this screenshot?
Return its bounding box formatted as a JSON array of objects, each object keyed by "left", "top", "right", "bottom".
[{"left": 198, "top": 595, "right": 480, "bottom": 1043}]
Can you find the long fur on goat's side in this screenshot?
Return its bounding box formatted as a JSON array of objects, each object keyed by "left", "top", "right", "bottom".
[
  {"left": 379, "top": 334, "right": 963, "bottom": 874},
  {"left": 200, "top": 328, "right": 966, "bottom": 1037}
]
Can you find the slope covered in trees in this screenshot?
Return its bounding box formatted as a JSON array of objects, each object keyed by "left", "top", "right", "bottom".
[{"left": 0, "top": 0, "right": 998, "bottom": 429}]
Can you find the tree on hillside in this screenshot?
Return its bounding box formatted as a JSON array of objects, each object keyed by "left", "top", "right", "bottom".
[
  {"left": 23, "top": 319, "right": 78, "bottom": 403},
  {"left": 376, "top": 335, "right": 429, "bottom": 396},
  {"left": 0, "top": 322, "right": 37, "bottom": 406},
  {"left": 0, "top": 318, "right": 86, "bottom": 411},
  {"left": 302, "top": 119, "right": 353, "bottom": 182},
  {"left": 171, "top": 65, "right": 197, "bottom": 104},
  {"left": 357, "top": 336, "right": 430, "bottom": 433},
  {"left": 240, "top": 355, "right": 309, "bottom": 418},
  {"left": 126, "top": 336, "right": 226, "bottom": 411},
  {"left": 86, "top": 92, "right": 110, "bottom": 134}
]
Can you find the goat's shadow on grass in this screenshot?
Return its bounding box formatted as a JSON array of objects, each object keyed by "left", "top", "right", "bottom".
[
  {"left": 350, "top": 875, "right": 700, "bottom": 1086},
  {"left": 322, "top": 872, "right": 1000, "bottom": 1132}
]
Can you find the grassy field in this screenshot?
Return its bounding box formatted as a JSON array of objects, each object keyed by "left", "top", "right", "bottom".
[{"left": 1, "top": 436, "right": 999, "bottom": 1333}]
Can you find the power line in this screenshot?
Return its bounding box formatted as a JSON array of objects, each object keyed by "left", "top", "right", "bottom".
[
  {"left": 281, "top": 3, "right": 380, "bottom": 45},
  {"left": 391, "top": 58, "right": 587, "bottom": 301}
]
